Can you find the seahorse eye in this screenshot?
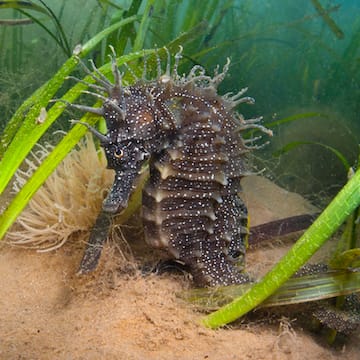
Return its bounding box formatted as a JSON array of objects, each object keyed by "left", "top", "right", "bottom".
[{"left": 114, "top": 147, "right": 124, "bottom": 159}]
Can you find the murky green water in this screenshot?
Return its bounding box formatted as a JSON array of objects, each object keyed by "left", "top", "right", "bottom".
[{"left": 0, "top": 0, "right": 359, "bottom": 199}]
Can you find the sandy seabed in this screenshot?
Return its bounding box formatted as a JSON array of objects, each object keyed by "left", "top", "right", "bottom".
[{"left": 1, "top": 176, "right": 359, "bottom": 360}]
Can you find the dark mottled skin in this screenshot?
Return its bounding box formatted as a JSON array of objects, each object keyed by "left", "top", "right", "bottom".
[{"left": 71, "top": 48, "right": 270, "bottom": 286}]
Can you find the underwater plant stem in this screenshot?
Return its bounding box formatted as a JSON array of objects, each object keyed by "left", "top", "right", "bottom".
[
  {"left": 202, "top": 168, "right": 360, "bottom": 329},
  {"left": 310, "top": 0, "right": 344, "bottom": 39}
]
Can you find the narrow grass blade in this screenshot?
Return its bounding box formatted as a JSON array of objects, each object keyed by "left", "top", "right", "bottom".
[
  {"left": 182, "top": 269, "right": 360, "bottom": 310},
  {"left": 0, "top": 1, "right": 48, "bottom": 14},
  {"left": 132, "top": 0, "right": 155, "bottom": 52},
  {"left": 273, "top": 140, "right": 351, "bottom": 171},
  {"left": 0, "top": 15, "right": 139, "bottom": 195},
  {"left": 202, "top": 168, "right": 360, "bottom": 328},
  {"left": 266, "top": 112, "right": 328, "bottom": 128},
  {"left": 0, "top": 116, "right": 97, "bottom": 240}
]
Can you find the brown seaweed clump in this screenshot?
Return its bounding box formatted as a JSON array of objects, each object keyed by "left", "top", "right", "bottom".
[{"left": 5, "top": 134, "right": 113, "bottom": 251}]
